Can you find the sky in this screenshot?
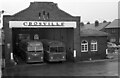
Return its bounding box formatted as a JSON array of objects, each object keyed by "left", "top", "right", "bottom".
[{"left": 0, "top": 0, "right": 119, "bottom": 25}]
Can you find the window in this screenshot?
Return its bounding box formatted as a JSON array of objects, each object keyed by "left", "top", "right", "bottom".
[
  {"left": 111, "top": 29, "right": 115, "bottom": 33},
  {"left": 50, "top": 47, "right": 57, "bottom": 52},
  {"left": 50, "top": 47, "right": 64, "bottom": 52},
  {"left": 58, "top": 47, "right": 64, "bottom": 52},
  {"left": 18, "top": 34, "right": 30, "bottom": 41},
  {"left": 91, "top": 40, "right": 97, "bottom": 51},
  {"left": 110, "top": 37, "right": 116, "bottom": 42},
  {"left": 81, "top": 40, "right": 88, "bottom": 52}
]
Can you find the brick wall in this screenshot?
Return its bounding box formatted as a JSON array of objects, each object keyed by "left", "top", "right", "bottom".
[{"left": 80, "top": 36, "right": 107, "bottom": 61}]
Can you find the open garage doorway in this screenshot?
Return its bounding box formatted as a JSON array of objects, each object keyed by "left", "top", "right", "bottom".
[{"left": 12, "top": 28, "right": 74, "bottom": 63}]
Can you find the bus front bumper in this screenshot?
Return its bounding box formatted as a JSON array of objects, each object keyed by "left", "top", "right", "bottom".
[{"left": 27, "top": 56, "right": 44, "bottom": 63}]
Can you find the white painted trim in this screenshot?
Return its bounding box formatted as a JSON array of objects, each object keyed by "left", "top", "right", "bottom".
[
  {"left": 74, "top": 50, "right": 76, "bottom": 57},
  {"left": 91, "top": 40, "right": 98, "bottom": 51},
  {"left": 9, "top": 21, "right": 77, "bottom": 28},
  {"left": 81, "top": 40, "right": 88, "bottom": 52}
]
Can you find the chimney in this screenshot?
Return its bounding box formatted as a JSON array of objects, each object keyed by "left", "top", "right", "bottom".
[
  {"left": 87, "top": 22, "right": 90, "bottom": 24},
  {"left": 95, "top": 20, "right": 99, "bottom": 26},
  {"left": 80, "top": 22, "right": 84, "bottom": 26},
  {"left": 47, "top": 13, "right": 49, "bottom": 19},
  {"left": 103, "top": 20, "right": 107, "bottom": 23},
  {"left": 29, "top": 2, "right": 58, "bottom": 9}
]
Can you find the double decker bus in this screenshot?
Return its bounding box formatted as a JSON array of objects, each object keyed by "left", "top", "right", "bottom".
[
  {"left": 41, "top": 39, "right": 66, "bottom": 62},
  {"left": 18, "top": 40, "right": 44, "bottom": 63}
]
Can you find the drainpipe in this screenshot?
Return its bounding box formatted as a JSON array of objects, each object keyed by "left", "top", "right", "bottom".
[
  {"left": 7, "top": 43, "right": 17, "bottom": 65},
  {"left": 73, "top": 49, "right": 76, "bottom": 62}
]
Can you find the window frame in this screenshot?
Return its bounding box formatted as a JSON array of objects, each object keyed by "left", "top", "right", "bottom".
[
  {"left": 81, "top": 40, "right": 88, "bottom": 52},
  {"left": 91, "top": 40, "right": 98, "bottom": 51},
  {"left": 111, "top": 29, "right": 115, "bottom": 33}
]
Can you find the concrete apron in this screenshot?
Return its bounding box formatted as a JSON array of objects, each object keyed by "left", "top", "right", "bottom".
[{"left": 77, "top": 58, "right": 118, "bottom": 64}]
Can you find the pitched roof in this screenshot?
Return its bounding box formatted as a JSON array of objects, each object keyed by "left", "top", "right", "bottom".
[
  {"left": 105, "top": 19, "right": 120, "bottom": 28},
  {"left": 12, "top": 2, "right": 77, "bottom": 21},
  {"left": 80, "top": 29, "right": 109, "bottom": 37},
  {"left": 81, "top": 22, "right": 110, "bottom": 31}
]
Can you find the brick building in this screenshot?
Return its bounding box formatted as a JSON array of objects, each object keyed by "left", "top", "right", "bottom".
[
  {"left": 80, "top": 29, "right": 109, "bottom": 61},
  {"left": 3, "top": 2, "right": 82, "bottom": 67},
  {"left": 103, "top": 19, "right": 120, "bottom": 45}
]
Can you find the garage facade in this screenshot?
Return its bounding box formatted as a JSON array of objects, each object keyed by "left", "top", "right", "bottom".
[{"left": 3, "top": 2, "right": 81, "bottom": 67}]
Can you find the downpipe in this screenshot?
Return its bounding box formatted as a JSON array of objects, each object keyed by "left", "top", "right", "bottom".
[{"left": 10, "top": 52, "right": 17, "bottom": 65}]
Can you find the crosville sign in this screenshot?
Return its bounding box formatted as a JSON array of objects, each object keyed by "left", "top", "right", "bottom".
[
  {"left": 9, "top": 21, "right": 76, "bottom": 28},
  {"left": 23, "top": 22, "right": 64, "bottom": 26}
]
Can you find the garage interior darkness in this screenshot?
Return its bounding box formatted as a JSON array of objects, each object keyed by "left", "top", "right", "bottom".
[{"left": 12, "top": 28, "right": 74, "bottom": 61}]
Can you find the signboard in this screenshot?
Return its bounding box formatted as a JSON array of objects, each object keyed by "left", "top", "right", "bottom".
[{"left": 9, "top": 21, "right": 76, "bottom": 28}]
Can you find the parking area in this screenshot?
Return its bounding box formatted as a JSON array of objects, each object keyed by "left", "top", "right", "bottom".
[
  {"left": 1, "top": 44, "right": 119, "bottom": 77},
  {"left": 2, "top": 58, "right": 118, "bottom": 77},
  {"left": 1, "top": 40, "right": 119, "bottom": 77}
]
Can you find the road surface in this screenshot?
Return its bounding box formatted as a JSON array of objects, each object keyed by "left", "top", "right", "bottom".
[{"left": 2, "top": 59, "right": 118, "bottom": 76}]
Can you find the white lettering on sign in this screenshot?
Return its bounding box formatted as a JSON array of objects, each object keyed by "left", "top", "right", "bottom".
[
  {"left": 9, "top": 21, "right": 77, "bottom": 28},
  {"left": 23, "top": 22, "right": 64, "bottom": 26}
]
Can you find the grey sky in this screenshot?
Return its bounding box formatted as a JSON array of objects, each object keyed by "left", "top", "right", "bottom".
[{"left": 0, "top": 0, "right": 119, "bottom": 24}]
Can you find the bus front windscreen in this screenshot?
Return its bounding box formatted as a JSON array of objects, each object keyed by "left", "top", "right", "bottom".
[
  {"left": 50, "top": 47, "right": 64, "bottom": 52},
  {"left": 58, "top": 47, "right": 64, "bottom": 52},
  {"left": 50, "top": 47, "right": 57, "bottom": 52},
  {"left": 28, "top": 50, "right": 43, "bottom": 52},
  {"left": 28, "top": 46, "right": 43, "bottom": 52}
]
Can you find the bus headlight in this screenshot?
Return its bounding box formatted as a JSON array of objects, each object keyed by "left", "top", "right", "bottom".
[
  {"left": 41, "top": 57, "right": 43, "bottom": 59},
  {"left": 28, "top": 57, "right": 31, "bottom": 60}
]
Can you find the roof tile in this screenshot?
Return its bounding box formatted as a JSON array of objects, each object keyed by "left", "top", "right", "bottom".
[
  {"left": 105, "top": 19, "right": 120, "bottom": 28},
  {"left": 81, "top": 22, "right": 110, "bottom": 31},
  {"left": 80, "top": 29, "right": 109, "bottom": 37}
]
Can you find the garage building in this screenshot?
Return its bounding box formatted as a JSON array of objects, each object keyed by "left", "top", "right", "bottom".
[{"left": 3, "top": 2, "right": 81, "bottom": 67}]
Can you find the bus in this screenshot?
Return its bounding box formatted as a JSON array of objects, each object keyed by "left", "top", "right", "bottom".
[
  {"left": 18, "top": 40, "right": 44, "bottom": 63},
  {"left": 41, "top": 39, "right": 66, "bottom": 62}
]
